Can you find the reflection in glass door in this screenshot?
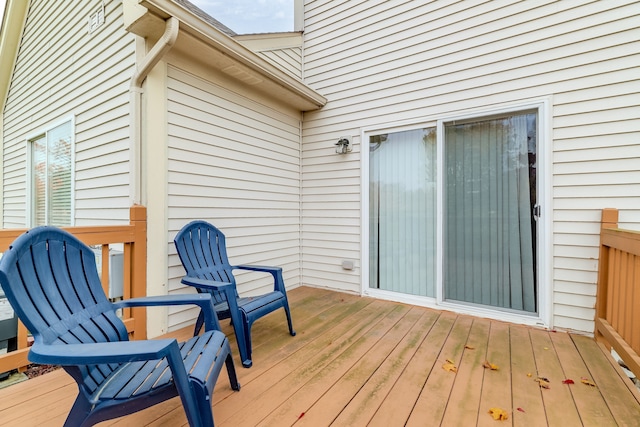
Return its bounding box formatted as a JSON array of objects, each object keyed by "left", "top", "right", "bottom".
[
  {"left": 369, "top": 128, "right": 437, "bottom": 297},
  {"left": 443, "top": 112, "right": 538, "bottom": 313}
]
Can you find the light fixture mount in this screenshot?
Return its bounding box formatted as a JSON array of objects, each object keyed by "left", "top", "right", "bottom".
[{"left": 335, "top": 136, "right": 352, "bottom": 154}]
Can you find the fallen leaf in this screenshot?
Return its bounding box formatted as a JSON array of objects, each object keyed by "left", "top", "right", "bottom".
[
  {"left": 482, "top": 360, "right": 499, "bottom": 370},
  {"left": 488, "top": 407, "right": 509, "bottom": 420},
  {"left": 535, "top": 377, "right": 550, "bottom": 389},
  {"left": 517, "top": 407, "right": 525, "bottom": 413},
  {"left": 527, "top": 373, "right": 532, "bottom": 377},
  {"left": 544, "top": 347, "right": 549, "bottom": 350},
  {"left": 446, "top": 358, "right": 455, "bottom": 364},
  {"left": 581, "top": 378, "right": 596, "bottom": 387},
  {"left": 465, "top": 345, "right": 475, "bottom": 350},
  {"left": 443, "top": 362, "right": 458, "bottom": 373},
  {"left": 562, "top": 379, "right": 575, "bottom": 384},
  {"left": 298, "top": 412, "right": 305, "bottom": 419}
]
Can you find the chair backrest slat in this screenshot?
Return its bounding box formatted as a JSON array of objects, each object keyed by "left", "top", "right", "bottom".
[{"left": 175, "top": 221, "right": 238, "bottom": 303}]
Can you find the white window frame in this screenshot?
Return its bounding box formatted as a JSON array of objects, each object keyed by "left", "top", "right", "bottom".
[
  {"left": 361, "top": 97, "right": 552, "bottom": 328},
  {"left": 26, "top": 116, "right": 76, "bottom": 227}
]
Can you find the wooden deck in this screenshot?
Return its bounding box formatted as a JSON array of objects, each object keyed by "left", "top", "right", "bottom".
[{"left": 1, "top": 286, "right": 639, "bottom": 426}]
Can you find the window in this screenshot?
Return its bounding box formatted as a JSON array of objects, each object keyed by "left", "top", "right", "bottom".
[{"left": 29, "top": 119, "right": 74, "bottom": 226}]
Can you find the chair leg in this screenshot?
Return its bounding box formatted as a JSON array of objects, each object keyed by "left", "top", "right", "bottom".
[
  {"left": 191, "top": 381, "right": 215, "bottom": 427},
  {"left": 242, "top": 320, "right": 253, "bottom": 368},
  {"left": 194, "top": 310, "right": 205, "bottom": 336},
  {"left": 229, "top": 310, "right": 251, "bottom": 368},
  {"left": 283, "top": 301, "right": 296, "bottom": 336},
  {"left": 64, "top": 395, "right": 92, "bottom": 427},
  {"left": 225, "top": 352, "right": 241, "bottom": 391}
]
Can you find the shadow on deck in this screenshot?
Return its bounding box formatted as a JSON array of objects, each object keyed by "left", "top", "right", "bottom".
[{"left": 1, "top": 286, "right": 639, "bottom": 426}]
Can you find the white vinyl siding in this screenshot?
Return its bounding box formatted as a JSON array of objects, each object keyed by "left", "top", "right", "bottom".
[
  {"left": 301, "top": 0, "right": 640, "bottom": 332},
  {"left": 235, "top": 33, "right": 304, "bottom": 80},
  {"left": 256, "top": 47, "right": 303, "bottom": 80},
  {"left": 2, "top": 0, "right": 135, "bottom": 227},
  {"left": 166, "top": 65, "right": 302, "bottom": 331}
]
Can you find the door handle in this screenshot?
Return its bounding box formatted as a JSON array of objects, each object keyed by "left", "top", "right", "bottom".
[{"left": 533, "top": 204, "right": 541, "bottom": 221}]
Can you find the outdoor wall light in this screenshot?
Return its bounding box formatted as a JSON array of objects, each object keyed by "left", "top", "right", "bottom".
[{"left": 335, "top": 136, "right": 352, "bottom": 154}]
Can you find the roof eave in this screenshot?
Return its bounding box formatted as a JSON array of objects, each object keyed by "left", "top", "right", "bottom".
[{"left": 139, "top": 0, "right": 326, "bottom": 111}]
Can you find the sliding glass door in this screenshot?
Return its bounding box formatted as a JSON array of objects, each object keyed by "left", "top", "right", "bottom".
[{"left": 368, "top": 110, "right": 539, "bottom": 315}]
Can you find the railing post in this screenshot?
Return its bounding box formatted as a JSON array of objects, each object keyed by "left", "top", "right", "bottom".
[
  {"left": 595, "top": 208, "right": 618, "bottom": 343},
  {"left": 130, "top": 205, "right": 148, "bottom": 340}
]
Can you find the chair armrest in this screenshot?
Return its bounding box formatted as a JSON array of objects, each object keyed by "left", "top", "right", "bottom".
[
  {"left": 113, "top": 294, "right": 220, "bottom": 332},
  {"left": 180, "top": 276, "right": 234, "bottom": 291},
  {"left": 233, "top": 265, "right": 286, "bottom": 293},
  {"left": 234, "top": 264, "right": 281, "bottom": 274},
  {"left": 29, "top": 339, "right": 178, "bottom": 366},
  {"left": 180, "top": 276, "right": 242, "bottom": 322}
]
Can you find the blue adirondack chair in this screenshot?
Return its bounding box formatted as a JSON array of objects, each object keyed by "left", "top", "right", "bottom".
[
  {"left": 0, "top": 227, "right": 240, "bottom": 427},
  {"left": 174, "top": 221, "right": 296, "bottom": 368}
]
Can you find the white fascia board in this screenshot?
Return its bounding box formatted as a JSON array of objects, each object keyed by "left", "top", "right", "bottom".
[{"left": 0, "top": 0, "right": 30, "bottom": 113}]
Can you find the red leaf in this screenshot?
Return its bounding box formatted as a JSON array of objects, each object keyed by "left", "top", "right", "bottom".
[
  {"left": 517, "top": 407, "right": 525, "bottom": 413},
  {"left": 298, "top": 412, "right": 305, "bottom": 419},
  {"left": 562, "top": 379, "right": 575, "bottom": 384}
]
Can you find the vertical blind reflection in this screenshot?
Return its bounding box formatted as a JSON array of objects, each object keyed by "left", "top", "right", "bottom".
[
  {"left": 369, "top": 128, "right": 437, "bottom": 297},
  {"left": 444, "top": 113, "right": 536, "bottom": 313}
]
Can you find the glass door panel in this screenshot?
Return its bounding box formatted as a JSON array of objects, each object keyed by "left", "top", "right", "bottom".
[
  {"left": 443, "top": 112, "right": 537, "bottom": 313},
  {"left": 369, "top": 128, "right": 437, "bottom": 297}
]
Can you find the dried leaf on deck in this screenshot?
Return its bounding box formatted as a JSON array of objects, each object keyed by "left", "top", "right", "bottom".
[
  {"left": 581, "top": 378, "right": 596, "bottom": 387},
  {"left": 517, "top": 407, "right": 525, "bottom": 413},
  {"left": 465, "top": 345, "right": 475, "bottom": 350},
  {"left": 562, "top": 379, "right": 575, "bottom": 385},
  {"left": 488, "top": 407, "right": 509, "bottom": 420},
  {"left": 482, "top": 360, "right": 499, "bottom": 370},
  {"left": 443, "top": 362, "right": 458, "bottom": 373},
  {"left": 535, "top": 377, "right": 550, "bottom": 389}
]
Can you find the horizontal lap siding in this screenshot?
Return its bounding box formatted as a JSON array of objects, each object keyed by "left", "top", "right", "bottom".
[
  {"left": 256, "top": 47, "right": 303, "bottom": 80},
  {"left": 166, "top": 66, "right": 302, "bottom": 330},
  {"left": 2, "top": 0, "right": 135, "bottom": 226},
  {"left": 302, "top": 0, "right": 640, "bottom": 331}
]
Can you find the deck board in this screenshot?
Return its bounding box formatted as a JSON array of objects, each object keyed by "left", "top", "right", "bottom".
[
  {"left": 300, "top": 306, "right": 428, "bottom": 426},
  {"left": 405, "top": 315, "right": 475, "bottom": 426},
  {"left": 530, "top": 327, "right": 584, "bottom": 426},
  {"left": 330, "top": 309, "right": 441, "bottom": 426},
  {"left": 550, "top": 330, "right": 617, "bottom": 426},
  {"left": 476, "top": 321, "right": 512, "bottom": 427},
  {"left": 0, "top": 286, "right": 639, "bottom": 427},
  {"left": 443, "top": 318, "right": 492, "bottom": 427},
  {"left": 572, "top": 335, "right": 640, "bottom": 425},
  {"left": 368, "top": 310, "right": 457, "bottom": 427},
  {"left": 509, "top": 325, "right": 547, "bottom": 427}
]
